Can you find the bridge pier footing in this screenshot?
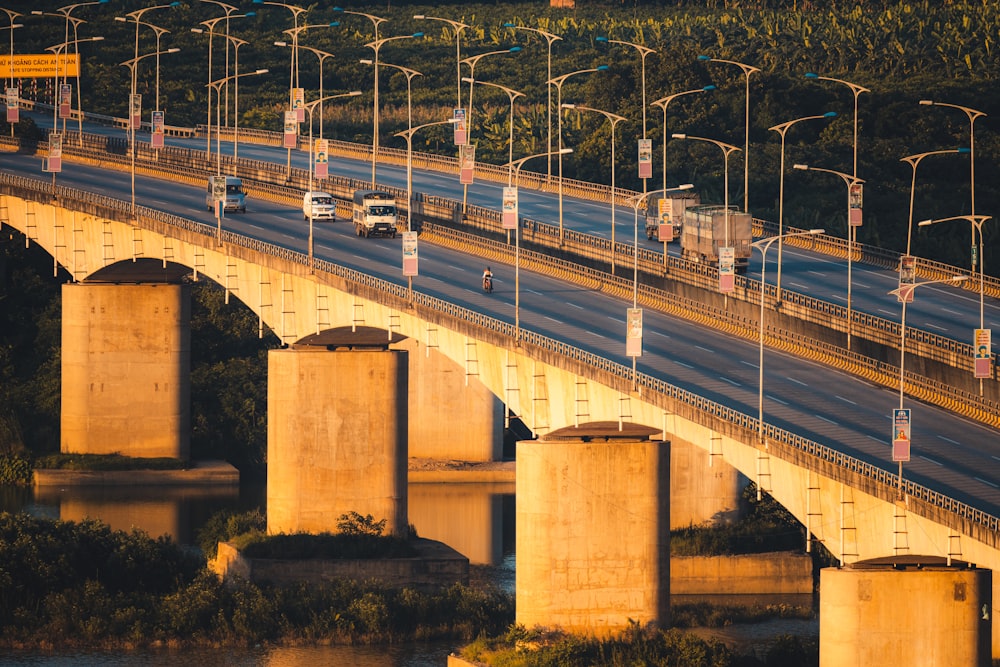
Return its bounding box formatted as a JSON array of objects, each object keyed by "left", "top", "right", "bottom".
[
  {"left": 266, "top": 347, "right": 408, "bottom": 537},
  {"left": 61, "top": 282, "right": 190, "bottom": 459},
  {"left": 516, "top": 423, "right": 670, "bottom": 635}
]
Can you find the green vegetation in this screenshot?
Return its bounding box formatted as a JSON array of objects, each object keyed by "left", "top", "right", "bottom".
[
  {"left": 0, "top": 511, "right": 514, "bottom": 649},
  {"left": 33, "top": 453, "right": 188, "bottom": 471}
]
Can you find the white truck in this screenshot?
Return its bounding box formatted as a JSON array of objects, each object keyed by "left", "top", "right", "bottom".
[
  {"left": 679, "top": 205, "right": 752, "bottom": 273},
  {"left": 303, "top": 191, "right": 336, "bottom": 221},
  {"left": 645, "top": 190, "right": 701, "bottom": 241},
  {"left": 352, "top": 189, "right": 398, "bottom": 238}
]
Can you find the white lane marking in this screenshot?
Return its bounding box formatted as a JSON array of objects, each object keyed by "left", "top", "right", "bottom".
[
  {"left": 789, "top": 282, "right": 809, "bottom": 290},
  {"left": 695, "top": 345, "right": 714, "bottom": 353},
  {"left": 976, "top": 477, "right": 999, "bottom": 489},
  {"left": 815, "top": 414, "right": 838, "bottom": 425},
  {"left": 878, "top": 309, "right": 896, "bottom": 316},
  {"left": 942, "top": 308, "right": 962, "bottom": 315},
  {"left": 937, "top": 435, "right": 960, "bottom": 445},
  {"left": 835, "top": 395, "right": 857, "bottom": 405},
  {"left": 923, "top": 322, "right": 947, "bottom": 331},
  {"left": 765, "top": 394, "right": 788, "bottom": 405},
  {"left": 609, "top": 316, "right": 625, "bottom": 324},
  {"left": 527, "top": 289, "right": 543, "bottom": 296},
  {"left": 586, "top": 331, "right": 603, "bottom": 337},
  {"left": 568, "top": 302, "right": 584, "bottom": 309},
  {"left": 919, "top": 455, "right": 943, "bottom": 466},
  {"left": 807, "top": 271, "right": 826, "bottom": 277},
  {"left": 867, "top": 435, "right": 888, "bottom": 445},
  {"left": 720, "top": 377, "right": 741, "bottom": 386},
  {"left": 854, "top": 281, "right": 871, "bottom": 289},
  {"left": 651, "top": 330, "right": 670, "bottom": 338},
  {"left": 741, "top": 360, "right": 759, "bottom": 369},
  {"left": 674, "top": 360, "right": 694, "bottom": 369},
  {"left": 786, "top": 377, "right": 808, "bottom": 386},
  {"left": 545, "top": 316, "right": 562, "bottom": 324}
]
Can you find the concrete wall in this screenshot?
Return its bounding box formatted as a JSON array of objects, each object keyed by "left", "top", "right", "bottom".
[
  {"left": 516, "top": 434, "right": 670, "bottom": 635},
  {"left": 671, "top": 552, "right": 813, "bottom": 595},
  {"left": 267, "top": 348, "right": 408, "bottom": 537},
  {"left": 670, "top": 437, "right": 743, "bottom": 528},
  {"left": 61, "top": 282, "right": 190, "bottom": 459}
]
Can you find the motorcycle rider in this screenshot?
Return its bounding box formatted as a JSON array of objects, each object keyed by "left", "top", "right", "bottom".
[{"left": 482, "top": 266, "right": 493, "bottom": 292}]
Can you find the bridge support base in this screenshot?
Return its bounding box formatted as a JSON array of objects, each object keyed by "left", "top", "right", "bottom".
[
  {"left": 516, "top": 424, "right": 670, "bottom": 635},
  {"left": 820, "top": 558, "right": 991, "bottom": 667},
  {"left": 61, "top": 282, "right": 190, "bottom": 459},
  {"left": 266, "top": 347, "right": 408, "bottom": 536}
]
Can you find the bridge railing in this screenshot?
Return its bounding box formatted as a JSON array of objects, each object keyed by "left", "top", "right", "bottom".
[{"left": 3, "top": 171, "right": 999, "bottom": 543}]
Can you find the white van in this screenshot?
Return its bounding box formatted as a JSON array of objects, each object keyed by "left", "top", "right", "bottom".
[
  {"left": 303, "top": 191, "right": 336, "bottom": 221},
  {"left": 206, "top": 175, "right": 246, "bottom": 213}
]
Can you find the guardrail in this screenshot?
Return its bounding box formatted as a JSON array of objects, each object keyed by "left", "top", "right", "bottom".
[{"left": 4, "top": 169, "right": 998, "bottom": 547}]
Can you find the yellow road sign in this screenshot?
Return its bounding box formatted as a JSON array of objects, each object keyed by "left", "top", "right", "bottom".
[{"left": 0, "top": 54, "right": 80, "bottom": 79}]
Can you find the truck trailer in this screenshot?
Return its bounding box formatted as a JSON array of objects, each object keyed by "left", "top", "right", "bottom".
[
  {"left": 645, "top": 190, "right": 701, "bottom": 241},
  {"left": 679, "top": 205, "right": 752, "bottom": 272},
  {"left": 352, "top": 190, "right": 398, "bottom": 238}
]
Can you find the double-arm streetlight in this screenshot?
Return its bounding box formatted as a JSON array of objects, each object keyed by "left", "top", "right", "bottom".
[
  {"left": 1, "top": 7, "right": 21, "bottom": 133},
  {"left": 563, "top": 104, "right": 626, "bottom": 273},
  {"left": 464, "top": 77, "right": 523, "bottom": 185},
  {"left": 900, "top": 147, "right": 969, "bottom": 255},
  {"left": 505, "top": 148, "right": 573, "bottom": 341},
  {"left": 208, "top": 66, "right": 267, "bottom": 176},
  {"left": 413, "top": 14, "right": 468, "bottom": 110},
  {"left": 548, "top": 65, "right": 609, "bottom": 244},
  {"left": 805, "top": 72, "right": 869, "bottom": 177},
  {"left": 769, "top": 112, "right": 837, "bottom": 298},
  {"left": 919, "top": 214, "right": 992, "bottom": 392},
  {"left": 919, "top": 101, "right": 985, "bottom": 236},
  {"left": 503, "top": 22, "right": 561, "bottom": 180},
  {"left": 43, "top": 1, "right": 109, "bottom": 139},
  {"left": 888, "top": 275, "right": 968, "bottom": 497},
  {"left": 118, "top": 1, "right": 179, "bottom": 103},
  {"left": 279, "top": 42, "right": 336, "bottom": 141},
  {"left": 365, "top": 59, "right": 420, "bottom": 148},
  {"left": 698, "top": 55, "right": 760, "bottom": 212},
  {"left": 672, "top": 133, "right": 741, "bottom": 255},
  {"left": 115, "top": 16, "right": 170, "bottom": 118},
  {"left": 651, "top": 86, "right": 714, "bottom": 197},
  {"left": 794, "top": 164, "right": 865, "bottom": 350},
  {"left": 752, "top": 229, "right": 825, "bottom": 448},
  {"left": 363, "top": 32, "right": 423, "bottom": 184},
  {"left": 460, "top": 47, "right": 521, "bottom": 141}
]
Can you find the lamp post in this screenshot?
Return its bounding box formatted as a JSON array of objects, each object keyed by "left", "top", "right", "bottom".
[
  {"left": 191, "top": 11, "right": 255, "bottom": 156},
  {"left": 805, "top": 73, "right": 869, "bottom": 177},
  {"left": 697, "top": 55, "right": 760, "bottom": 213},
  {"left": 200, "top": 0, "right": 238, "bottom": 131},
  {"left": 900, "top": 148, "right": 969, "bottom": 255},
  {"left": 460, "top": 47, "right": 521, "bottom": 136},
  {"left": 46, "top": 1, "right": 109, "bottom": 140},
  {"left": 548, "top": 65, "right": 609, "bottom": 245},
  {"left": 651, "top": 86, "right": 715, "bottom": 197},
  {"left": 768, "top": 112, "right": 837, "bottom": 299},
  {"left": 413, "top": 14, "right": 468, "bottom": 110},
  {"left": 278, "top": 41, "right": 336, "bottom": 141},
  {"left": 208, "top": 67, "right": 267, "bottom": 175},
  {"left": 505, "top": 148, "right": 574, "bottom": 341},
  {"left": 918, "top": 214, "right": 992, "bottom": 393},
  {"left": 302, "top": 90, "right": 361, "bottom": 269},
  {"left": 793, "top": 164, "right": 865, "bottom": 350},
  {"left": 463, "top": 77, "right": 523, "bottom": 185},
  {"left": 363, "top": 32, "right": 423, "bottom": 184},
  {"left": 563, "top": 103, "right": 626, "bottom": 272},
  {"left": 1, "top": 7, "right": 20, "bottom": 137},
  {"left": 117, "top": 2, "right": 179, "bottom": 105},
  {"left": 35, "top": 12, "right": 87, "bottom": 135},
  {"left": 363, "top": 59, "right": 420, "bottom": 151},
  {"left": 752, "top": 229, "right": 825, "bottom": 447},
  {"left": 503, "top": 22, "right": 561, "bottom": 180},
  {"left": 671, "top": 133, "right": 740, "bottom": 254},
  {"left": 888, "top": 275, "right": 968, "bottom": 497}
]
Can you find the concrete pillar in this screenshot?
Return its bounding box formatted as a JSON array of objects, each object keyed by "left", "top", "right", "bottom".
[
  {"left": 61, "top": 283, "right": 190, "bottom": 459},
  {"left": 267, "top": 347, "right": 408, "bottom": 536},
  {"left": 820, "top": 558, "right": 992, "bottom": 667},
  {"left": 516, "top": 423, "right": 670, "bottom": 635},
  {"left": 670, "top": 437, "right": 743, "bottom": 528},
  {"left": 392, "top": 338, "right": 502, "bottom": 461}
]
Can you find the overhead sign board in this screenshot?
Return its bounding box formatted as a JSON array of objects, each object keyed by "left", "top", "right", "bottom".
[{"left": 0, "top": 54, "right": 79, "bottom": 79}]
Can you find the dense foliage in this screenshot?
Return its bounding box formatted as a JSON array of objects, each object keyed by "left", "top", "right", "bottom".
[{"left": 0, "top": 512, "right": 514, "bottom": 649}]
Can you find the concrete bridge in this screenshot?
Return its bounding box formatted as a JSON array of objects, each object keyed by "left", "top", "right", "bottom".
[{"left": 4, "top": 169, "right": 1000, "bottom": 660}]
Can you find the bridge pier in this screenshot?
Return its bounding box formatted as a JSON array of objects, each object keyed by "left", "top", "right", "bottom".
[
  {"left": 61, "top": 282, "right": 190, "bottom": 459},
  {"left": 516, "top": 423, "right": 670, "bottom": 635},
  {"left": 266, "top": 347, "right": 408, "bottom": 536}
]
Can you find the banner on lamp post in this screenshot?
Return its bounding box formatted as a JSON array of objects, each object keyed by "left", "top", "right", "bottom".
[
  {"left": 892, "top": 408, "right": 911, "bottom": 462},
  {"left": 638, "top": 138, "right": 652, "bottom": 179},
  {"left": 58, "top": 83, "right": 71, "bottom": 119},
  {"left": 46, "top": 132, "right": 62, "bottom": 172},
  {"left": 402, "top": 231, "right": 418, "bottom": 277},
  {"left": 130, "top": 94, "right": 141, "bottom": 130},
  {"left": 453, "top": 108, "right": 466, "bottom": 145},
  {"left": 460, "top": 144, "right": 475, "bottom": 184},
  {"left": 849, "top": 182, "right": 863, "bottom": 227},
  {"left": 292, "top": 88, "right": 304, "bottom": 123},
  {"left": 151, "top": 111, "right": 164, "bottom": 149},
  {"left": 897, "top": 255, "right": 915, "bottom": 303},
  {"left": 975, "top": 328, "right": 992, "bottom": 379},
  {"left": 502, "top": 187, "right": 518, "bottom": 229},
  {"left": 626, "top": 307, "right": 643, "bottom": 357},
  {"left": 5, "top": 87, "right": 17, "bottom": 123},
  {"left": 283, "top": 111, "right": 297, "bottom": 149},
  {"left": 315, "top": 139, "right": 329, "bottom": 179},
  {"left": 719, "top": 246, "right": 735, "bottom": 293}
]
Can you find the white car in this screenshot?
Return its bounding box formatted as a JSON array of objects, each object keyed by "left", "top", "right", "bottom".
[{"left": 303, "top": 191, "right": 336, "bottom": 221}]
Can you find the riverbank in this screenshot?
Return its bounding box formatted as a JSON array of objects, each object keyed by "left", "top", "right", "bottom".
[{"left": 407, "top": 458, "right": 515, "bottom": 484}]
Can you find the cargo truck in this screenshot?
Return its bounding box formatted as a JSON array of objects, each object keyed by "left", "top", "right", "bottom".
[
  {"left": 645, "top": 190, "right": 701, "bottom": 241},
  {"left": 352, "top": 190, "right": 398, "bottom": 238},
  {"left": 679, "top": 205, "right": 752, "bottom": 273}
]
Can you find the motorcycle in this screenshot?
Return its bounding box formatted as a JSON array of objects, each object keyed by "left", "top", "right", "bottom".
[{"left": 482, "top": 274, "right": 493, "bottom": 293}]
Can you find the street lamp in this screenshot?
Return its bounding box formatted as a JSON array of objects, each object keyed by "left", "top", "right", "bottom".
[
  {"left": 363, "top": 59, "right": 420, "bottom": 151},
  {"left": 35, "top": 12, "right": 87, "bottom": 135},
  {"left": 279, "top": 41, "right": 337, "bottom": 142},
  {"left": 548, "top": 65, "right": 609, "bottom": 245},
  {"left": 562, "top": 103, "right": 626, "bottom": 273},
  {"left": 769, "top": 112, "right": 837, "bottom": 299},
  {"left": 463, "top": 77, "right": 523, "bottom": 185},
  {"left": 805, "top": 72, "right": 869, "bottom": 177},
  {"left": 752, "top": 229, "right": 825, "bottom": 449},
  {"left": 900, "top": 148, "right": 969, "bottom": 255},
  {"left": 303, "top": 90, "right": 362, "bottom": 269},
  {"left": 697, "top": 55, "right": 760, "bottom": 213},
  {"left": 191, "top": 12, "right": 255, "bottom": 156},
  {"left": 505, "top": 148, "right": 574, "bottom": 341},
  {"left": 888, "top": 275, "right": 968, "bottom": 497},
  {"left": 208, "top": 67, "right": 267, "bottom": 176},
  {"left": 794, "top": 164, "right": 865, "bottom": 350},
  {"left": 117, "top": 2, "right": 179, "bottom": 106},
  {"left": 919, "top": 100, "right": 985, "bottom": 227},
  {"left": 413, "top": 14, "right": 469, "bottom": 110},
  {"left": 363, "top": 32, "right": 424, "bottom": 184},
  {"left": 671, "top": 133, "right": 741, "bottom": 262},
  {"left": 919, "top": 214, "right": 992, "bottom": 392},
  {"left": 0, "top": 7, "right": 20, "bottom": 136},
  {"left": 503, "top": 22, "right": 562, "bottom": 180},
  {"left": 650, "top": 86, "right": 715, "bottom": 197},
  {"left": 45, "top": 1, "right": 109, "bottom": 140},
  {"left": 459, "top": 47, "right": 521, "bottom": 142}
]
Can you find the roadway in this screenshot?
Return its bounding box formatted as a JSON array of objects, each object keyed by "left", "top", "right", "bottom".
[{"left": 2, "top": 150, "right": 999, "bottom": 523}]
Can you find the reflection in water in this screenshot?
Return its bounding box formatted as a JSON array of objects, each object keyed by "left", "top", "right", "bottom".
[{"left": 408, "top": 482, "right": 514, "bottom": 566}]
